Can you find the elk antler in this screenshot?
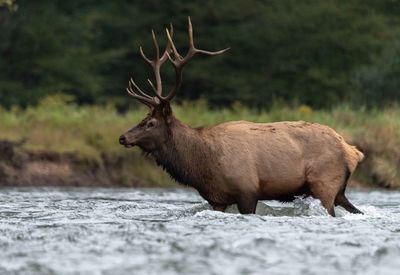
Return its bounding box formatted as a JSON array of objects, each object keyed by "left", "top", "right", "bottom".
[
  {"left": 163, "top": 17, "right": 229, "bottom": 102},
  {"left": 127, "top": 17, "right": 229, "bottom": 108},
  {"left": 127, "top": 24, "right": 174, "bottom": 107}
]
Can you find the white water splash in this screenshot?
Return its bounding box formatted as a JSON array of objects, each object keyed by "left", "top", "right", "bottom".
[{"left": 0, "top": 187, "right": 399, "bottom": 275}]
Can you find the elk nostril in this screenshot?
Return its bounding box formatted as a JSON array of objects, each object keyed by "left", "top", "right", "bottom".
[{"left": 119, "top": 135, "right": 126, "bottom": 145}]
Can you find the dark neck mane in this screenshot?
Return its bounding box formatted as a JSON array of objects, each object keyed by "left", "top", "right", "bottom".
[{"left": 150, "top": 119, "right": 215, "bottom": 188}]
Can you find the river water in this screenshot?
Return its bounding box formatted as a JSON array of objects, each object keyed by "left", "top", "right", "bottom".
[{"left": 0, "top": 187, "right": 399, "bottom": 275}]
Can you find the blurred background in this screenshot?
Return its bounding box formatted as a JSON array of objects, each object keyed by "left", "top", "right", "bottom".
[{"left": 0, "top": 0, "right": 399, "bottom": 188}]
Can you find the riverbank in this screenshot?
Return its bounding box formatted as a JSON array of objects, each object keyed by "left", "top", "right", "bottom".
[
  {"left": 0, "top": 95, "right": 399, "bottom": 188},
  {"left": 0, "top": 138, "right": 170, "bottom": 187}
]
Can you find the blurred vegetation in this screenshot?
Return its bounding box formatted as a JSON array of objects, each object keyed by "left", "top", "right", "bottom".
[
  {"left": 0, "top": 0, "right": 17, "bottom": 11},
  {"left": 1, "top": 95, "right": 399, "bottom": 188},
  {"left": 1, "top": 0, "right": 400, "bottom": 109},
  {"left": 1, "top": 1, "right": 400, "bottom": 187}
]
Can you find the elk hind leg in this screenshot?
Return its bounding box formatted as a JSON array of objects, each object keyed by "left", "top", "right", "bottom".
[
  {"left": 307, "top": 162, "right": 349, "bottom": 217},
  {"left": 334, "top": 168, "right": 363, "bottom": 214},
  {"left": 335, "top": 193, "right": 363, "bottom": 214}
]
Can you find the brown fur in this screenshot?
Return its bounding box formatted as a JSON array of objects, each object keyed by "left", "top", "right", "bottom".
[
  {"left": 121, "top": 116, "right": 364, "bottom": 216},
  {"left": 120, "top": 18, "right": 364, "bottom": 216}
]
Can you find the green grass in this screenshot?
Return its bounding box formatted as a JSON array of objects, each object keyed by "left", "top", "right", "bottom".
[{"left": 1, "top": 95, "right": 399, "bottom": 188}]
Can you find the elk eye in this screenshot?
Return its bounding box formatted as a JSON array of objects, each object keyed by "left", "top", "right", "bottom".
[{"left": 147, "top": 121, "right": 155, "bottom": 128}]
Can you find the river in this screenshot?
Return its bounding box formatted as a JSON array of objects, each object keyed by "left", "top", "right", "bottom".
[{"left": 0, "top": 187, "right": 399, "bottom": 275}]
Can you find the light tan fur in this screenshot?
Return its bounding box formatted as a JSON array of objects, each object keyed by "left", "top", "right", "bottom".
[
  {"left": 150, "top": 119, "right": 364, "bottom": 216},
  {"left": 119, "top": 18, "right": 364, "bottom": 216}
]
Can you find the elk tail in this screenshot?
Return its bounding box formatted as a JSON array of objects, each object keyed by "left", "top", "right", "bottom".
[{"left": 343, "top": 142, "right": 364, "bottom": 174}]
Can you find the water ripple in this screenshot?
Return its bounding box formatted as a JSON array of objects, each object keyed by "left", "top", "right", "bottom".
[{"left": 0, "top": 187, "right": 399, "bottom": 275}]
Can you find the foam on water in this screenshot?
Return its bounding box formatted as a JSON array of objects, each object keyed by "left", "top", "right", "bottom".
[{"left": 0, "top": 187, "right": 399, "bottom": 275}]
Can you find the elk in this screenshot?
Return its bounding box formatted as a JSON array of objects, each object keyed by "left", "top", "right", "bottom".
[{"left": 119, "top": 17, "right": 364, "bottom": 216}]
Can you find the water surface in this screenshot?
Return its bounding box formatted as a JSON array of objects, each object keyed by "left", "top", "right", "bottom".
[{"left": 0, "top": 187, "right": 399, "bottom": 275}]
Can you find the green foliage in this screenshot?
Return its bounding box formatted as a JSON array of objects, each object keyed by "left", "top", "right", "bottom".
[
  {"left": 1, "top": 1, "right": 400, "bottom": 109},
  {"left": 353, "top": 40, "right": 400, "bottom": 107},
  {"left": 1, "top": 98, "right": 399, "bottom": 187}
]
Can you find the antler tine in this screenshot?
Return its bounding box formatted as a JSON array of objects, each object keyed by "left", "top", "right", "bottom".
[
  {"left": 139, "top": 47, "right": 152, "bottom": 66},
  {"left": 166, "top": 27, "right": 182, "bottom": 61},
  {"left": 126, "top": 87, "right": 155, "bottom": 107},
  {"left": 151, "top": 30, "right": 160, "bottom": 61},
  {"left": 151, "top": 25, "right": 174, "bottom": 64},
  {"left": 147, "top": 78, "right": 158, "bottom": 94},
  {"left": 127, "top": 18, "right": 228, "bottom": 107},
  {"left": 127, "top": 24, "right": 175, "bottom": 107},
  {"left": 129, "top": 78, "right": 153, "bottom": 99},
  {"left": 188, "top": 16, "right": 194, "bottom": 49},
  {"left": 159, "top": 24, "right": 174, "bottom": 62},
  {"left": 163, "top": 16, "right": 229, "bottom": 101},
  {"left": 139, "top": 24, "right": 175, "bottom": 100},
  {"left": 184, "top": 17, "right": 230, "bottom": 62},
  {"left": 126, "top": 79, "right": 156, "bottom": 107}
]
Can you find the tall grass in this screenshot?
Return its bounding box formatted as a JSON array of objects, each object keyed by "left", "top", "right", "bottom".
[{"left": 0, "top": 95, "right": 399, "bottom": 187}]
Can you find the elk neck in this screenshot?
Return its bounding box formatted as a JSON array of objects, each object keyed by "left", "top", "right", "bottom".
[{"left": 150, "top": 117, "right": 216, "bottom": 188}]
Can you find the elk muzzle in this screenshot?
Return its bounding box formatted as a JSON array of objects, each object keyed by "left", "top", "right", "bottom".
[
  {"left": 119, "top": 132, "right": 138, "bottom": 148},
  {"left": 119, "top": 135, "right": 128, "bottom": 145}
]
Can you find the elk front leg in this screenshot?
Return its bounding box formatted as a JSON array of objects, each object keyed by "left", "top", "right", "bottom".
[
  {"left": 236, "top": 195, "right": 258, "bottom": 214},
  {"left": 309, "top": 181, "right": 336, "bottom": 217},
  {"left": 211, "top": 203, "right": 227, "bottom": 212}
]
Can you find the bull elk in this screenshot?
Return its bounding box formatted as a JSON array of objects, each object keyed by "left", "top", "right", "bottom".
[{"left": 119, "top": 17, "right": 364, "bottom": 216}]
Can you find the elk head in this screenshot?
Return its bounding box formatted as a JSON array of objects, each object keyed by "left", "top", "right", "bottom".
[{"left": 119, "top": 17, "right": 229, "bottom": 152}]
